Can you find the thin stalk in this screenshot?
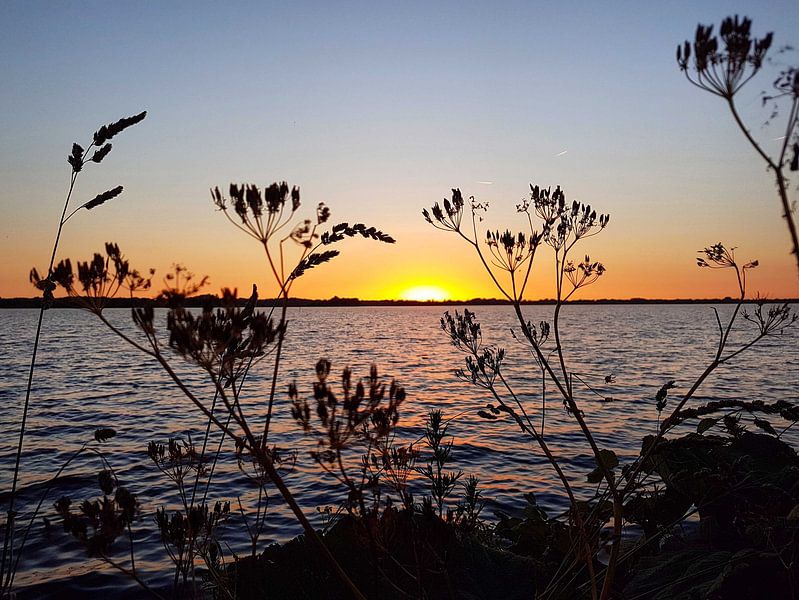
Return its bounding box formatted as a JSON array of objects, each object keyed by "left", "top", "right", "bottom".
[
  {"left": 511, "top": 300, "right": 621, "bottom": 599},
  {"left": 512, "top": 302, "right": 619, "bottom": 500},
  {"left": 253, "top": 444, "right": 367, "bottom": 600},
  {"left": 726, "top": 97, "right": 799, "bottom": 275},
  {"left": 541, "top": 366, "right": 546, "bottom": 438},
  {"left": 7, "top": 445, "right": 111, "bottom": 590},
  {"left": 103, "top": 555, "right": 167, "bottom": 600},
  {"left": 262, "top": 295, "right": 289, "bottom": 445},
  {"left": 1, "top": 170, "right": 79, "bottom": 591},
  {"left": 96, "top": 311, "right": 366, "bottom": 599}
]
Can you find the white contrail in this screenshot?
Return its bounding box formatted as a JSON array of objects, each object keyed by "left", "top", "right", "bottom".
[
  {"left": 555, "top": 150, "right": 568, "bottom": 157},
  {"left": 477, "top": 181, "right": 493, "bottom": 185}
]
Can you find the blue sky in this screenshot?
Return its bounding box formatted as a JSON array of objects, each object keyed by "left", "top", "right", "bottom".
[{"left": 2, "top": 1, "right": 798, "bottom": 298}]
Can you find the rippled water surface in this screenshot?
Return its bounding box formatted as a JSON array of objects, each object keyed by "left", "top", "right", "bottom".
[{"left": 1, "top": 305, "right": 796, "bottom": 597}]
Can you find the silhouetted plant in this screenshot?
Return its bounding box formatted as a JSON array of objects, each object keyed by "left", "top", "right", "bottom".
[
  {"left": 417, "top": 409, "right": 463, "bottom": 519},
  {"left": 290, "top": 359, "right": 406, "bottom": 517},
  {"left": 1, "top": 111, "right": 146, "bottom": 597},
  {"left": 50, "top": 429, "right": 167, "bottom": 599},
  {"left": 153, "top": 500, "right": 230, "bottom": 594},
  {"left": 645, "top": 243, "right": 794, "bottom": 433},
  {"left": 425, "top": 184, "right": 796, "bottom": 600},
  {"left": 678, "top": 16, "right": 799, "bottom": 275},
  {"left": 30, "top": 243, "right": 153, "bottom": 315},
  {"left": 452, "top": 475, "right": 485, "bottom": 534},
  {"left": 289, "top": 360, "right": 425, "bottom": 594},
  {"left": 211, "top": 182, "right": 395, "bottom": 451},
  {"left": 158, "top": 263, "right": 210, "bottom": 308},
  {"left": 37, "top": 173, "right": 395, "bottom": 598}
]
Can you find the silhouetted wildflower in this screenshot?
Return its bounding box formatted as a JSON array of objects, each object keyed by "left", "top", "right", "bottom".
[
  {"left": 677, "top": 16, "right": 772, "bottom": 97},
  {"left": 158, "top": 263, "right": 209, "bottom": 308},
  {"left": 166, "top": 289, "right": 280, "bottom": 384},
  {"left": 743, "top": 298, "right": 797, "bottom": 335},
  {"left": 678, "top": 16, "right": 799, "bottom": 274},
  {"left": 53, "top": 479, "right": 138, "bottom": 558},
  {"left": 30, "top": 243, "right": 150, "bottom": 314}
]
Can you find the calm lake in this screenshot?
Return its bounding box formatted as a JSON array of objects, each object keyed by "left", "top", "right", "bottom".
[{"left": 1, "top": 305, "right": 797, "bottom": 597}]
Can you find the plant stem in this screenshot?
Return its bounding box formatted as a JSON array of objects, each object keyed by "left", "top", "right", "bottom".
[
  {"left": 262, "top": 294, "right": 289, "bottom": 446},
  {"left": 253, "top": 445, "right": 367, "bottom": 600},
  {"left": 1, "top": 171, "right": 79, "bottom": 591},
  {"left": 726, "top": 97, "right": 799, "bottom": 275}
]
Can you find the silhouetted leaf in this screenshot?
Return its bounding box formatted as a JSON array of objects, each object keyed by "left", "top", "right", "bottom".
[
  {"left": 596, "top": 449, "right": 618, "bottom": 470},
  {"left": 655, "top": 380, "right": 676, "bottom": 412},
  {"left": 290, "top": 250, "right": 340, "bottom": 280},
  {"left": 587, "top": 449, "right": 618, "bottom": 483},
  {"left": 753, "top": 417, "right": 776, "bottom": 435},
  {"left": 723, "top": 414, "right": 745, "bottom": 437},
  {"left": 697, "top": 417, "right": 717, "bottom": 434},
  {"left": 241, "top": 283, "right": 258, "bottom": 320},
  {"left": 587, "top": 467, "right": 604, "bottom": 484}
]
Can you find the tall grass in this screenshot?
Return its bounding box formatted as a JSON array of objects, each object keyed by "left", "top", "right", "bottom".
[{"left": 1, "top": 111, "right": 146, "bottom": 596}]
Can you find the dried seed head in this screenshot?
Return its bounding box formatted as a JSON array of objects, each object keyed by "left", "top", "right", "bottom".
[
  {"left": 93, "top": 111, "right": 147, "bottom": 146},
  {"left": 84, "top": 186, "right": 124, "bottom": 210}
]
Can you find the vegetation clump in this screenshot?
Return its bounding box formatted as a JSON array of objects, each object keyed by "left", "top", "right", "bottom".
[{"left": 3, "top": 13, "right": 799, "bottom": 600}]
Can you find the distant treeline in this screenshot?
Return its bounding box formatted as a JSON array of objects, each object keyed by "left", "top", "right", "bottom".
[{"left": 1, "top": 294, "right": 796, "bottom": 309}]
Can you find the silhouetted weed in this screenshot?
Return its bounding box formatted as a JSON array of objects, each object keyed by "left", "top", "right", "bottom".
[
  {"left": 425, "top": 182, "right": 797, "bottom": 600},
  {"left": 2, "top": 111, "right": 146, "bottom": 597},
  {"left": 25, "top": 171, "right": 397, "bottom": 599},
  {"left": 679, "top": 16, "right": 799, "bottom": 275}
]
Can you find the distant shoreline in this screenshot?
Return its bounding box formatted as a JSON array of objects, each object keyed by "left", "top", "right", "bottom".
[{"left": 1, "top": 295, "right": 796, "bottom": 309}]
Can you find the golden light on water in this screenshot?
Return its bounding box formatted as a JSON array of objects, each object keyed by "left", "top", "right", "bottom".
[{"left": 400, "top": 285, "right": 450, "bottom": 301}]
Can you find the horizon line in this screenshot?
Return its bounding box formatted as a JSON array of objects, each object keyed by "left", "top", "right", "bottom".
[{"left": 1, "top": 294, "right": 797, "bottom": 308}]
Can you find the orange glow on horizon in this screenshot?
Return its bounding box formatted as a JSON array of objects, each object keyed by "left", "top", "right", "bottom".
[{"left": 399, "top": 285, "right": 451, "bottom": 302}]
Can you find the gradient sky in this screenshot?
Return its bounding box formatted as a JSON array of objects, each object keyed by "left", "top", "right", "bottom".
[{"left": 2, "top": 1, "right": 798, "bottom": 300}]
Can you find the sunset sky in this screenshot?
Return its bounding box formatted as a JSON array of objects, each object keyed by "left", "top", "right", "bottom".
[{"left": 1, "top": 1, "right": 798, "bottom": 300}]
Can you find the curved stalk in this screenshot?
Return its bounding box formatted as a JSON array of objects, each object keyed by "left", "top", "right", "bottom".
[{"left": 726, "top": 97, "right": 799, "bottom": 275}]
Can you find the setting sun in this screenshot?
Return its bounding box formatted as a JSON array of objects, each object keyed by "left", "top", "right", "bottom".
[{"left": 400, "top": 285, "right": 450, "bottom": 302}]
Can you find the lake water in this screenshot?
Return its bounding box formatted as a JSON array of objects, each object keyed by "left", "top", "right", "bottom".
[{"left": 0, "top": 304, "right": 796, "bottom": 597}]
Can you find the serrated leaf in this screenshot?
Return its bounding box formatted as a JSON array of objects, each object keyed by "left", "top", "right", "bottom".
[
  {"left": 697, "top": 418, "right": 717, "bottom": 434},
  {"left": 290, "top": 250, "right": 340, "bottom": 280}
]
